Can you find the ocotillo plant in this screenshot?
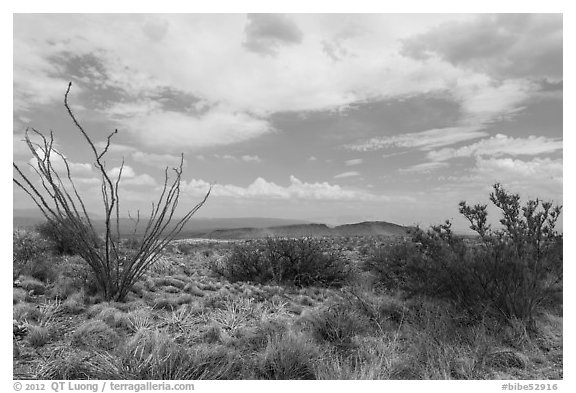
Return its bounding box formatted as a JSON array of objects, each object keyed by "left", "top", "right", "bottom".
[{"left": 13, "top": 82, "right": 210, "bottom": 301}]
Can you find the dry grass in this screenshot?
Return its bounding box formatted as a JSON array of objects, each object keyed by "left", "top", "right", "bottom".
[{"left": 13, "top": 235, "right": 563, "bottom": 380}]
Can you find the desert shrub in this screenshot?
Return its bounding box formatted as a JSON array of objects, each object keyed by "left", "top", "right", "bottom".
[
  {"left": 48, "top": 255, "right": 96, "bottom": 299},
  {"left": 13, "top": 303, "right": 41, "bottom": 323},
  {"left": 13, "top": 229, "right": 54, "bottom": 281},
  {"left": 264, "top": 238, "right": 351, "bottom": 287},
  {"left": 176, "top": 242, "right": 195, "bottom": 255},
  {"left": 122, "top": 237, "right": 141, "bottom": 250},
  {"left": 13, "top": 84, "right": 209, "bottom": 302},
  {"left": 216, "top": 242, "right": 271, "bottom": 283},
  {"left": 214, "top": 238, "right": 350, "bottom": 287},
  {"left": 71, "top": 320, "right": 121, "bottom": 351},
  {"left": 18, "top": 276, "right": 47, "bottom": 295},
  {"left": 36, "top": 219, "right": 102, "bottom": 256},
  {"left": 13, "top": 288, "right": 29, "bottom": 304},
  {"left": 366, "top": 184, "right": 562, "bottom": 325}
]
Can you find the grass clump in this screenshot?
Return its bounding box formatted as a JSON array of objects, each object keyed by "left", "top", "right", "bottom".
[
  {"left": 256, "top": 331, "right": 320, "bottom": 380},
  {"left": 71, "top": 320, "right": 121, "bottom": 351},
  {"left": 26, "top": 325, "right": 51, "bottom": 348},
  {"left": 117, "top": 330, "right": 242, "bottom": 379}
]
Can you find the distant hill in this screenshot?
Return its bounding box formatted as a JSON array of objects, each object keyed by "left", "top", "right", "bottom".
[
  {"left": 205, "top": 221, "right": 410, "bottom": 239},
  {"left": 13, "top": 209, "right": 311, "bottom": 237},
  {"left": 13, "top": 208, "right": 409, "bottom": 239}
]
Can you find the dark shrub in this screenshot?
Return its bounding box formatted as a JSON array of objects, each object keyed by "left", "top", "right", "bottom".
[
  {"left": 13, "top": 229, "right": 53, "bottom": 281},
  {"left": 36, "top": 219, "right": 102, "bottom": 255},
  {"left": 264, "top": 238, "right": 351, "bottom": 287},
  {"left": 365, "top": 184, "right": 562, "bottom": 325},
  {"left": 213, "top": 238, "right": 350, "bottom": 287},
  {"left": 222, "top": 242, "right": 271, "bottom": 283}
]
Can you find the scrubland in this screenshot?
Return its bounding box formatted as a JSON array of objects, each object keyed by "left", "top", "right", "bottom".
[{"left": 13, "top": 225, "right": 562, "bottom": 380}]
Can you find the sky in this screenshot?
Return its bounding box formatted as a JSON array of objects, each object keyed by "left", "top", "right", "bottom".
[{"left": 12, "top": 13, "right": 563, "bottom": 230}]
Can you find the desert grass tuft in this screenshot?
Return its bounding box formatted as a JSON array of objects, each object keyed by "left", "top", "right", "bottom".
[
  {"left": 26, "top": 325, "right": 51, "bottom": 348},
  {"left": 71, "top": 320, "right": 121, "bottom": 351},
  {"left": 256, "top": 330, "right": 320, "bottom": 380}
]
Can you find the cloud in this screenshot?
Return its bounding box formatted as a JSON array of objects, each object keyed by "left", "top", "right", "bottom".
[
  {"left": 334, "top": 171, "right": 360, "bottom": 179},
  {"left": 108, "top": 165, "right": 157, "bottom": 186},
  {"left": 28, "top": 147, "right": 94, "bottom": 177},
  {"left": 12, "top": 14, "right": 553, "bottom": 154},
  {"left": 402, "top": 14, "right": 562, "bottom": 81},
  {"left": 120, "top": 108, "right": 272, "bottom": 150},
  {"left": 473, "top": 156, "right": 562, "bottom": 182},
  {"left": 241, "top": 155, "right": 262, "bottom": 163},
  {"left": 109, "top": 165, "right": 135, "bottom": 178},
  {"left": 344, "top": 158, "right": 363, "bottom": 166},
  {"left": 94, "top": 143, "right": 137, "bottom": 155},
  {"left": 399, "top": 162, "right": 449, "bottom": 174},
  {"left": 243, "top": 14, "right": 304, "bottom": 56},
  {"left": 182, "top": 175, "right": 387, "bottom": 202},
  {"left": 346, "top": 126, "right": 488, "bottom": 152},
  {"left": 427, "top": 134, "right": 563, "bottom": 162}
]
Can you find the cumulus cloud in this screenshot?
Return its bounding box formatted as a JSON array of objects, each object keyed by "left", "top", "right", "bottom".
[
  {"left": 182, "top": 175, "right": 386, "bottom": 202},
  {"left": 402, "top": 14, "right": 562, "bottom": 81},
  {"left": 427, "top": 134, "right": 563, "bottom": 162},
  {"left": 28, "top": 147, "right": 94, "bottom": 177},
  {"left": 474, "top": 156, "right": 562, "bottom": 182},
  {"left": 243, "top": 14, "right": 304, "bottom": 56},
  {"left": 107, "top": 165, "right": 157, "bottom": 186}
]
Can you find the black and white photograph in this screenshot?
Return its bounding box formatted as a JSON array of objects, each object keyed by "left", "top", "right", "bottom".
[{"left": 11, "top": 6, "right": 565, "bottom": 386}]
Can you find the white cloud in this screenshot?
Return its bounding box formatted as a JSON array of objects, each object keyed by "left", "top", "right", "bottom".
[
  {"left": 474, "top": 157, "right": 562, "bottom": 182},
  {"left": 108, "top": 165, "right": 157, "bottom": 187},
  {"left": 121, "top": 108, "right": 272, "bottom": 150},
  {"left": 109, "top": 165, "right": 135, "bottom": 179},
  {"left": 28, "top": 147, "right": 94, "bottom": 177},
  {"left": 122, "top": 174, "right": 157, "bottom": 187},
  {"left": 94, "top": 142, "right": 137, "bottom": 155},
  {"left": 400, "top": 162, "right": 449, "bottom": 173},
  {"left": 334, "top": 171, "right": 360, "bottom": 179},
  {"left": 182, "top": 175, "right": 387, "bottom": 202},
  {"left": 347, "top": 126, "right": 488, "bottom": 152},
  {"left": 344, "top": 158, "right": 363, "bottom": 166},
  {"left": 13, "top": 14, "right": 533, "bottom": 123},
  {"left": 427, "top": 134, "right": 563, "bottom": 162},
  {"left": 241, "top": 155, "right": 263, "bottom": 163}
]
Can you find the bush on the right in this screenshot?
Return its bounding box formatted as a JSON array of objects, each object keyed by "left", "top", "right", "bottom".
[{"left": 366, "top": 183, "right": 562, "bottom": 326}]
